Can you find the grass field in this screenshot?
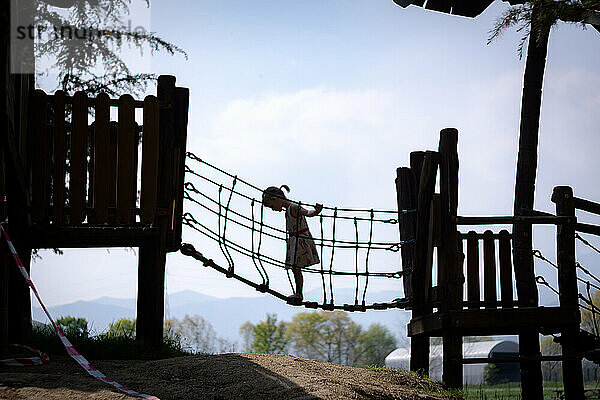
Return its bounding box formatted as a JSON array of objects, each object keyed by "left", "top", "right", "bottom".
[{"left": 463, "top": 381, "right": 600, "bottom": 399}]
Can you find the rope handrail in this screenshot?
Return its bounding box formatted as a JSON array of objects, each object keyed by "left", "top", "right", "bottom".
[
  {"left": 182, "top": 214, "right": 405, "bottom": 279},
  {"left": 185, "top": 167, "right": 403, "bottom": 224},
  {"left": 179, "top": 242, "right": 410, "bottom": 311},
  {"left": 576, "top": 233, "right": 600, "bottom": 255},
  {"left": 183, "top": 189, "right": 407, "bottom": 250},
  {"left": 533, "top": 249, "right": 600, "bottom": 292},
  {"left": 185, "top": 152, "right": 413, "bottom": 215}
]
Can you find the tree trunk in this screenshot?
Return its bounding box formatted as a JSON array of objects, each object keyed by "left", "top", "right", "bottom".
[{"left": 512, "top": 4, "right": 551, "bottom": 400}]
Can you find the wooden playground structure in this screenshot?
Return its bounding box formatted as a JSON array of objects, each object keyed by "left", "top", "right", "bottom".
[
  {"left": 397, "top": 128, "right": 600, "bottom": 398},
  {"left": 1, "top": 75, "right": 189, "bottom": 345},
  {"left": 3, "top": 74, "right": 600, "bottom": 399}
]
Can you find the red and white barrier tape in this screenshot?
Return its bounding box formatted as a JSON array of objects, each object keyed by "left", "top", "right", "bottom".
[
  {"left": 0, "top": 222, "right": 159, "bottom": 400},
  {"left": 0, "top": 343, "right": 49, "bottom": 366}
]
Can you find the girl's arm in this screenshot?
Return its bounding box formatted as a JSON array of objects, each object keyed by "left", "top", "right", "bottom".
[{"left": 290, "top": 203, "right": 323, "bottom": 218}]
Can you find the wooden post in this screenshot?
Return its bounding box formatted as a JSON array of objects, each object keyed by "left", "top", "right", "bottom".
[
  {"left": 552, "top": 186, "right": 584, "bottom": 399},
  {"left": 438, "top": 128, "right": 462, "bottom": 389},
  {"left": 0, "top": 147, "right": 8, "bottom": 354},
  {"left": 395, "top": 167, "right": 417, "bottom": 301},
  {"left": 409, "top": 150, "right": 438, "bottom": 375},
  {"left": 167, "top": 86, "right": 190, "bottom": 252},
  {"left": 136, "top": 75, "right": 174, "bottom": 345}
]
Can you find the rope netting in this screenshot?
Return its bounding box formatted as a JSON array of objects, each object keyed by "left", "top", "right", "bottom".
[
  {"left": 533, "top": 233, "right": 600, "bottom": 344},
  {"left": 180, "top": 153, "right": 413, "bottom": 311}
]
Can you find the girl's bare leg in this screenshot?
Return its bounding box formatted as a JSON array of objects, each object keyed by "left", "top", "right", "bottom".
[{"left": 293, "top": 267, "right": 303, "bottom": 300}]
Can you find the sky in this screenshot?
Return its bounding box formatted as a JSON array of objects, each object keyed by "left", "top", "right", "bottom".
[{"left": 32, "top": 0, "right": 600, "bottom": 311}]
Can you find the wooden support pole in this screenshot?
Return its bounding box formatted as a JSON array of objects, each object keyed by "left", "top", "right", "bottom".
[
  {"left": 136, "top": 75, "right": 175, "bottom": 344},
  {"left": 0, "top": 147, "right": 8, "bottom": 354},
  {"left": 439, "top": 128, "right": 462, "bottom": 389},
  {"left": 552, "top": 186, "right": 584, "bottom": 399},
  {"left": 409, "top": 150, "right": 438, "bottom": 375},
  {"left": 167, "top": 86, "right": 190, "bottom": 252},
  {"left": 136, "top": 228, "right": 167, "bottom": 345}
]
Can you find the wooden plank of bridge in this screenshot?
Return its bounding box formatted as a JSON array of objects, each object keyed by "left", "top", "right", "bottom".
[
  {"left": 498, "top": 230, "right": 514, "bottom": 309},
  {"left": 71, "top": 91, "right": 88, "bottom": 224},
  {"left": 117, "top": 94, "right": 136, "bottom": 224},
  {"left": 410, "top": 150, "right": 438, "bottom": 375},
  {"left": 141, "top": 95, "right": 159, "bottom": 225},
  {"left": 94, "top": 93, "right": 110, "bottom": 223},
  {"left": 552, "top": 186, "right": 584, "bottom": 399},
  {"left": 483, "top": 230, "right": 497, "bottom": 310},
  {"left": 52, "top": 91, "right": 66, "bottom": 224},
  {"left": 439, "top": 128, "right": 462, "bottom": 389},
  {"left": 466, "top": 231, "right": 480, "bottom": 310},
  {"left": 30, "top": 90, "right": 48, "bottom": 224}
]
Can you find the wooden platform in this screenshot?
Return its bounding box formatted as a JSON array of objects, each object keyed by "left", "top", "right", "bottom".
[{"left": 408, "top": 306, "right": 580, "bottom": 337}]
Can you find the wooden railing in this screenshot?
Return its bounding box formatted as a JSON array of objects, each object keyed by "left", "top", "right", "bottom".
[{"left": 27, "top": 75, "right": 189, "bottom": 251}]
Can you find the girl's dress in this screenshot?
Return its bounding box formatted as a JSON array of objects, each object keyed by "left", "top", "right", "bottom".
[{"left": 285, "top": 206, "right": 320, "bottom": 269}]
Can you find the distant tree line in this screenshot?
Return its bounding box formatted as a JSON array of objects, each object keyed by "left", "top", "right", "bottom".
[{"left": 49, "top": 311, "right": 398, "bottom": 368}]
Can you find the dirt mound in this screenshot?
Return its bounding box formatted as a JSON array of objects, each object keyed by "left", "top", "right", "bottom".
[{"left": 0, "top": 353, "right": 461, "bottom": 399}]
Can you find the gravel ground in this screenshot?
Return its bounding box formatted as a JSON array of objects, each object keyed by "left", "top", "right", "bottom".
[{"left": 0, "top": 353, "right": 463, "bottom": 400}]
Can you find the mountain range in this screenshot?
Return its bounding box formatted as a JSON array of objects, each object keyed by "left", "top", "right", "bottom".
[{"left": 33, "top": 289, "right": 412, "bottom": 343}]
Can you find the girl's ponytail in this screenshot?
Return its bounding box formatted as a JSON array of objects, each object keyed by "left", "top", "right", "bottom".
[{"left": 280, "top": 184, "right": 290, "bottom": 193}]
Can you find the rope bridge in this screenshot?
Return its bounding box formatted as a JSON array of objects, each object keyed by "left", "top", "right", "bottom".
[
  {"left": 533, "top": 233, "right": 600, "bottom": 363},
  {"left": 180, "top": 152, "right": 413, "bottom": 311}
]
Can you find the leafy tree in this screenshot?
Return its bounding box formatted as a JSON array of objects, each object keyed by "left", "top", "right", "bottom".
[
  {"left": 244, "top": 314, "right": 288, "bottom": 354},
  {"left": 483, "top": 363, "right": 502, "bottom": 385},
  {"left": 354, "top": 323, "right": 397, "bottom": 367},
  {"left": 540, "top": 335, "right": 562, "bottom": 381},
  {"left": 105, "top": 317, "right": 136, "bottom": 338},
  {"left": 239, "top": 321, "right": 255, "bottom": 352},
  {"left": 169, "top": 315, "right": 237, "bottom": 354},
  {"left": 56, "top": 316, "right": 88, "bottom": 338},
  {"left": 32, "top": 0, "right": 186, "bottom": 95},
  {"left": 286, "top": 311, "right": 363, "bottom": 365},
  {"left": 581, "top": 289, "right": 600, "bottom": 334}
]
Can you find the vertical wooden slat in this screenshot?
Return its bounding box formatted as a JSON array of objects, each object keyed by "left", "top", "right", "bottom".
[
  {"left": 425, "top": 194, "right": 440, "bottom": 302},
  {"left": 117, "top": 94, "right": 135, "bottom": 223},
  {"left": 498, "top": 230, "right": 513, "bottom": 309},
  {"left": 52, "top": 91, "right": 66, "bottom": 224},
  {"left": 87, "top": 121, "right": 95, "bottom": 222},
  {"left": 30, "top": 90, "right": 48, "bottom": 224},
  {"left": 133, "top": 122, "right": 140, "bottom": 220},
  {"left": 483, "top": 230, "right": 497, "bottom": 309},
  {"left": 70, "top": 91, "right": 88, "bottom": 224},
  {"left": 108, "top": 121, "right": 118, "bottom": 221},
  {"left": 94, "top": 93, "right": 110, "bottom": 223},
  {"left": 457, "top": 236, "right": 465, "bottom": 308},
  {"left": 140, "top": 95, "right": 159, "bottom": 224},
  {"left": 466, "top": 231, "right": 480, "bottom": 310}
]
